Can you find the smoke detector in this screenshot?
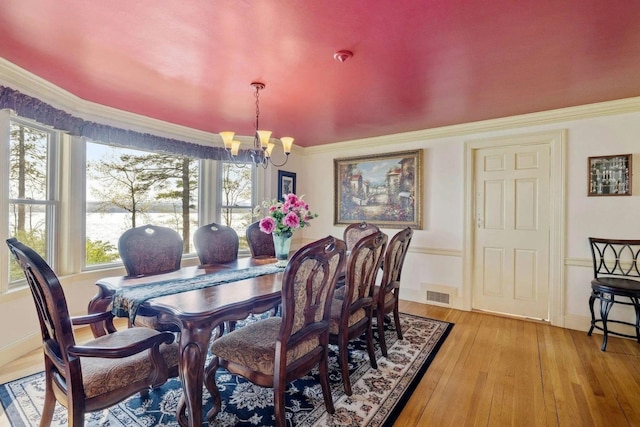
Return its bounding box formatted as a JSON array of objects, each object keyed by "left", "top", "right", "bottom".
[{"left": 333, "top": 50, "right": 353, "bottom": 63}]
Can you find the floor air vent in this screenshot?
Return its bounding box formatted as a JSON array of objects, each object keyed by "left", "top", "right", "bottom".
[{"left": 426, "top": 290, "right": 450, "bottom": 305}]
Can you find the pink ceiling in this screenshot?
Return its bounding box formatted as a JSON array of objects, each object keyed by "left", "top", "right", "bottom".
[{"left": 1, "top": 0, "right": 640, "bottom": 148}]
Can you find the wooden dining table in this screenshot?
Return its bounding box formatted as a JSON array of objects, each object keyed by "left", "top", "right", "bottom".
[{"left": 87, "top": 256, "right": 283, "bottom": 427}]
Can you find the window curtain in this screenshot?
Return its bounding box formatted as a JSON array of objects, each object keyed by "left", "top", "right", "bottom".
[{"left": 0, "top": 85, "right": 255, "bottom": 161}]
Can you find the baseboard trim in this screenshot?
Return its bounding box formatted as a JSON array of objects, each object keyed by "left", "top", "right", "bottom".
[{"left": 0, "top": 332, "right": 41, "bottom": 368}]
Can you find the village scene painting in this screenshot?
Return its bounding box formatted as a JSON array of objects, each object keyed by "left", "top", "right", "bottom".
[{"left": 334, "top": 150, "right": 422, "bottom": 228}]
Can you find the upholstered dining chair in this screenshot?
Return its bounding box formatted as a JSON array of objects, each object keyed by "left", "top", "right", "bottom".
[
  {"left": 118, "top": 224, "right": 183, "bottom": 278},
  {"left": 336, "top": 221, "right": 381, "bottom": 287},
  {"left": 118, "top": 224, "right": 184, "bottom": 331},
  {"left": 343, "top": 221, "right": 381, "bottom": 253},
  {"left": 246, "top": 220, "right": 275, "bottom": 258},
  {"left": 193, "top": 222, "right": 239, "bottom": 265},
  {"left": 373, "top": 227, "right": 413, "bottom": 357},
  {"left": 205, "top": 236, "right": 346, "bottom": 427},
  {"left": 329, "top": 231, "right": 387, "bottom": 395},
  {"left": 6, "top": 238, "right": 180, "bottom": 427}
]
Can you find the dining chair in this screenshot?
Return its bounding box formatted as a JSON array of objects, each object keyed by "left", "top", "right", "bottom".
[
  {"left": 6, "top": 238, "right": 180, "bottom": 427},
  {"left": 343, "top": 221, "right": 381, "bottom": 253},
  {"left": 194, "top": 222, "right": 239, "bottom": 265},
  {"left": 336, "top": 221, "right": 381, "bottom": 288},
  {"left": 118, "top": 224, "right": 183, "bottom": 278},
  {"left": 373, "top": 227, "right": 413, "bottom": 357},
  {"left": 205, "top": 236, "right": 346, "bottom": 427},
  {"left": 588, "top": 237, "right": 640, "bottom": 351},
  {"left": 329, "top": 231, "right": 387, "bottom": 395},
  {"left": 246, "top": 220, "right": 275, "bottom": 258},
  {"left": 118, "top": 224, "right": 184, "bottom": 330}
]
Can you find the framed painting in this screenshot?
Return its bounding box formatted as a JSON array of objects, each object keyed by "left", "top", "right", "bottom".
[
  {"left": 277, "top": 170, "right": 296, "bottom": 201},
  {"left": 334, "top": 149, "right": 423, "bottom": 228}
]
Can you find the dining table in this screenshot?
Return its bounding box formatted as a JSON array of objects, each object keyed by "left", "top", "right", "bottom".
[{"left": 87, "top": 256, "right": 284, "bottom": 427}]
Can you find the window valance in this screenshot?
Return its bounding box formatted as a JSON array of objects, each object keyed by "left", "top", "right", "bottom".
[{"left": 0, "top": 85, "right": 253, "bottom": 161}]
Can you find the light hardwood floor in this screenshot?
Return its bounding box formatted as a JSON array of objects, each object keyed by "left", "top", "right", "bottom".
[{"left": 1, "top": 301, "right": 639, "bottom": 426}]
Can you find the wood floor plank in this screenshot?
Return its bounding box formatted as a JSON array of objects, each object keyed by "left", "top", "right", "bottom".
[{"left": 1, "top": 302, "right": 639, "bottom": 426}]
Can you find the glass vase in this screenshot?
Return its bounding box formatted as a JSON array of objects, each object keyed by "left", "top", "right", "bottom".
[{"left": 273, "top": 233, "right": 292, "bottom": 267}]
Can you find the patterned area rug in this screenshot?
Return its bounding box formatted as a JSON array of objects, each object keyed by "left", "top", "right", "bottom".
[{"left": 0, "top": 313, "right": 452, "bottom": 427}]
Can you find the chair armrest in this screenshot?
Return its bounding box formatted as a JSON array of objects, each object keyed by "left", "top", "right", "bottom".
[
  {"left": 71, "top": 311, "right": 118, "bottom": 335},
  {"left": 68, "top": 331, "right": 175, "bottom": 359},
  {"left": 71, "top": 311, "right": 114, "bottom": 326}
]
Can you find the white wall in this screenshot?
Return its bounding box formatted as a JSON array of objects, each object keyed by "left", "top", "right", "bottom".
[{"left": 299, "top": 104, "right": 640, "bottom": 333}]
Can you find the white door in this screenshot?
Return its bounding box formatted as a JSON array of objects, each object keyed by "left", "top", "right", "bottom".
[{"left": 473, "top": 143, "right": 550, "bottom": 320}]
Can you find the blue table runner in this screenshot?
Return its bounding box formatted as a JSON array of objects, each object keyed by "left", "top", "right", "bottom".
[{"left": 112, "top": 264, "right": 283, "bottom": 322}]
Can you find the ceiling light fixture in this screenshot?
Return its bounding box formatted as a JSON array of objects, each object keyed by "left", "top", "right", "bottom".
[{"left": 220, "top": 82, "right": 293, "bottom": 168}]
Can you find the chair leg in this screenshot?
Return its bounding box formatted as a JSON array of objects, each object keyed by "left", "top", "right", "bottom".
[
  {"left": 377, "top": 309, "right": 389, "bottom": 357},
  {"left": 365, "top": 317, "right": 377, "bottom": 369},
  {"left": 68, "top": 400, "right": 85, "bottom": 427},
  {"left": 392, "top": 305, "right": 403, "bottom": 340},
  {"left": 318, "top": 347, "right": 335, "bottom": 414},
  {"left": 599, "top": 296, "right": 614, "bottom": 351},
  {"left": 632, "top": 296, "right": 640, "bottom": 343},
  {"left": 39, "top": 372, "right": 55, "bottom": 427},
  {"left": 338, "top": 333, "right": 352, "bottom": 395},
  {"left": 588, "top": 292, "right": 597, "bottom": 336},
  {"left": 273, "top": 375, "right": 287, "bottom": 427},
  {"left": 204, "top": 357, "right": 222, "bottom": 422}
]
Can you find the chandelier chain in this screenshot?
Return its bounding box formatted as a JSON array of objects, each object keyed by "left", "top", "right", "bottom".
[{"left": 254, "top": 85, "right": 261, "bottom": 135}]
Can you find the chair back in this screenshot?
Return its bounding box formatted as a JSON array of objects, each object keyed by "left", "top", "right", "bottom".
[
  {"left": 378, "top": 227, "right": 413, "bottom": 302},
  {"left": 194, "top": 222, "right": 239, "bottom": 264},
  {"left": 343, "top": 221, "right": 380, "bottom": 252},
  {"left": 589, "top": 237, "right": 640, "bottom": 280},
  {"left": 278, "top": 236, "right": 346, "bottom": 346},
  {"left": 246, "top": 221, "right": 275, "bottom": 257},
  {"left": 341, "top": 231, "right": 388, "bottom": 309},
  {"left": 6, "top": 238, "right": 78, "bottom": 388},
  {"left": 118, "top": 224, "right": 183, "bottom": 277}
]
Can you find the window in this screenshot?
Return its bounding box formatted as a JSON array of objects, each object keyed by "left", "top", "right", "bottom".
[
  {"left": 85, "top": 141, "right": 199, "bottom": 267},
  {"left": 7, "top": 120, "right": 57, "bottom": 287},
  {"left": 218, "top": 162, "right": 256, "bottom": 251}
]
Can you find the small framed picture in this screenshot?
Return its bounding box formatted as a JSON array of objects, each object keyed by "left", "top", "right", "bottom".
[
  {"left": 277, "top": 170, "right": 296, "bottom": 201},
  {"left": 588, "top": 154, "right": 632, "bottom": 196}
]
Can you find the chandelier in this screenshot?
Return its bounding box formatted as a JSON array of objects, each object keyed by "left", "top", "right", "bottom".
[{"left": 219, "top": 82, "right": 294, "bottom": 168}]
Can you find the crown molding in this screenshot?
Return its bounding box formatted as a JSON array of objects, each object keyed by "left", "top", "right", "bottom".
[
  {"left": 3, "top": 57, "right": 640, "bottom": 156},
  {"left": 0, "top": 58, "right": 307, "bottom": 156},
  {"left": 0, "top": 58, "right": 223, "bottom": 148},
  {"left": 306, "top": 96, "right": 640, "bottom": 155}
]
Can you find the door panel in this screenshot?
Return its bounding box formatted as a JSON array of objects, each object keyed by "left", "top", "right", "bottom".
[{"left": 473, "top": 143, "right": 550, "bottom": 319}]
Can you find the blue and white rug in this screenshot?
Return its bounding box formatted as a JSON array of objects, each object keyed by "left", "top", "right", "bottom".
[{"left": 0, "top": 313, "right": 452, "bottom": 426}]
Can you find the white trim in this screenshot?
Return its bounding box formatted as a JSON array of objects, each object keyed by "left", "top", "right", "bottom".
[
  {"left": 0, "top": 332, "right": 41, "bottom": 367},
  {"left": 306, "top": 98, "right": 640, "bottom": 154},
  {"left": 462, "top": 130, "right": 566, "bottom": 326}
]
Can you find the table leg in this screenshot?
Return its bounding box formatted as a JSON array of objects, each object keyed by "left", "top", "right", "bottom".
[{"left": 175, "top": 319, "right": 216, "bottom": 427}]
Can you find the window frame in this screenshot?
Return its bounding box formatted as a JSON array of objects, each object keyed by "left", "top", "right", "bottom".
[
  {"left": 2, "top": 112, "right": 59, "bottom": 291},
  {"left": 216, "top": 160, "right": 258, "bottom": 254}
]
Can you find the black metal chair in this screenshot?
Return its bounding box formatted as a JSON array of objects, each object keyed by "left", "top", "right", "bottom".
[{"left": 588, "top": 237, "right": 640, "bottom": 351}]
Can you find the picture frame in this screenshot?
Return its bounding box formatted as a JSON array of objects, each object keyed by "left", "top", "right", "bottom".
[
  {"left": 277, "top": 170, "right": 296, "bottom": 201},
  {"left": 334, "top": 149, "right": 423, "bottom": 229},
  {"left": 588, "top": 154, "right": 632, "bottom": 196}
]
